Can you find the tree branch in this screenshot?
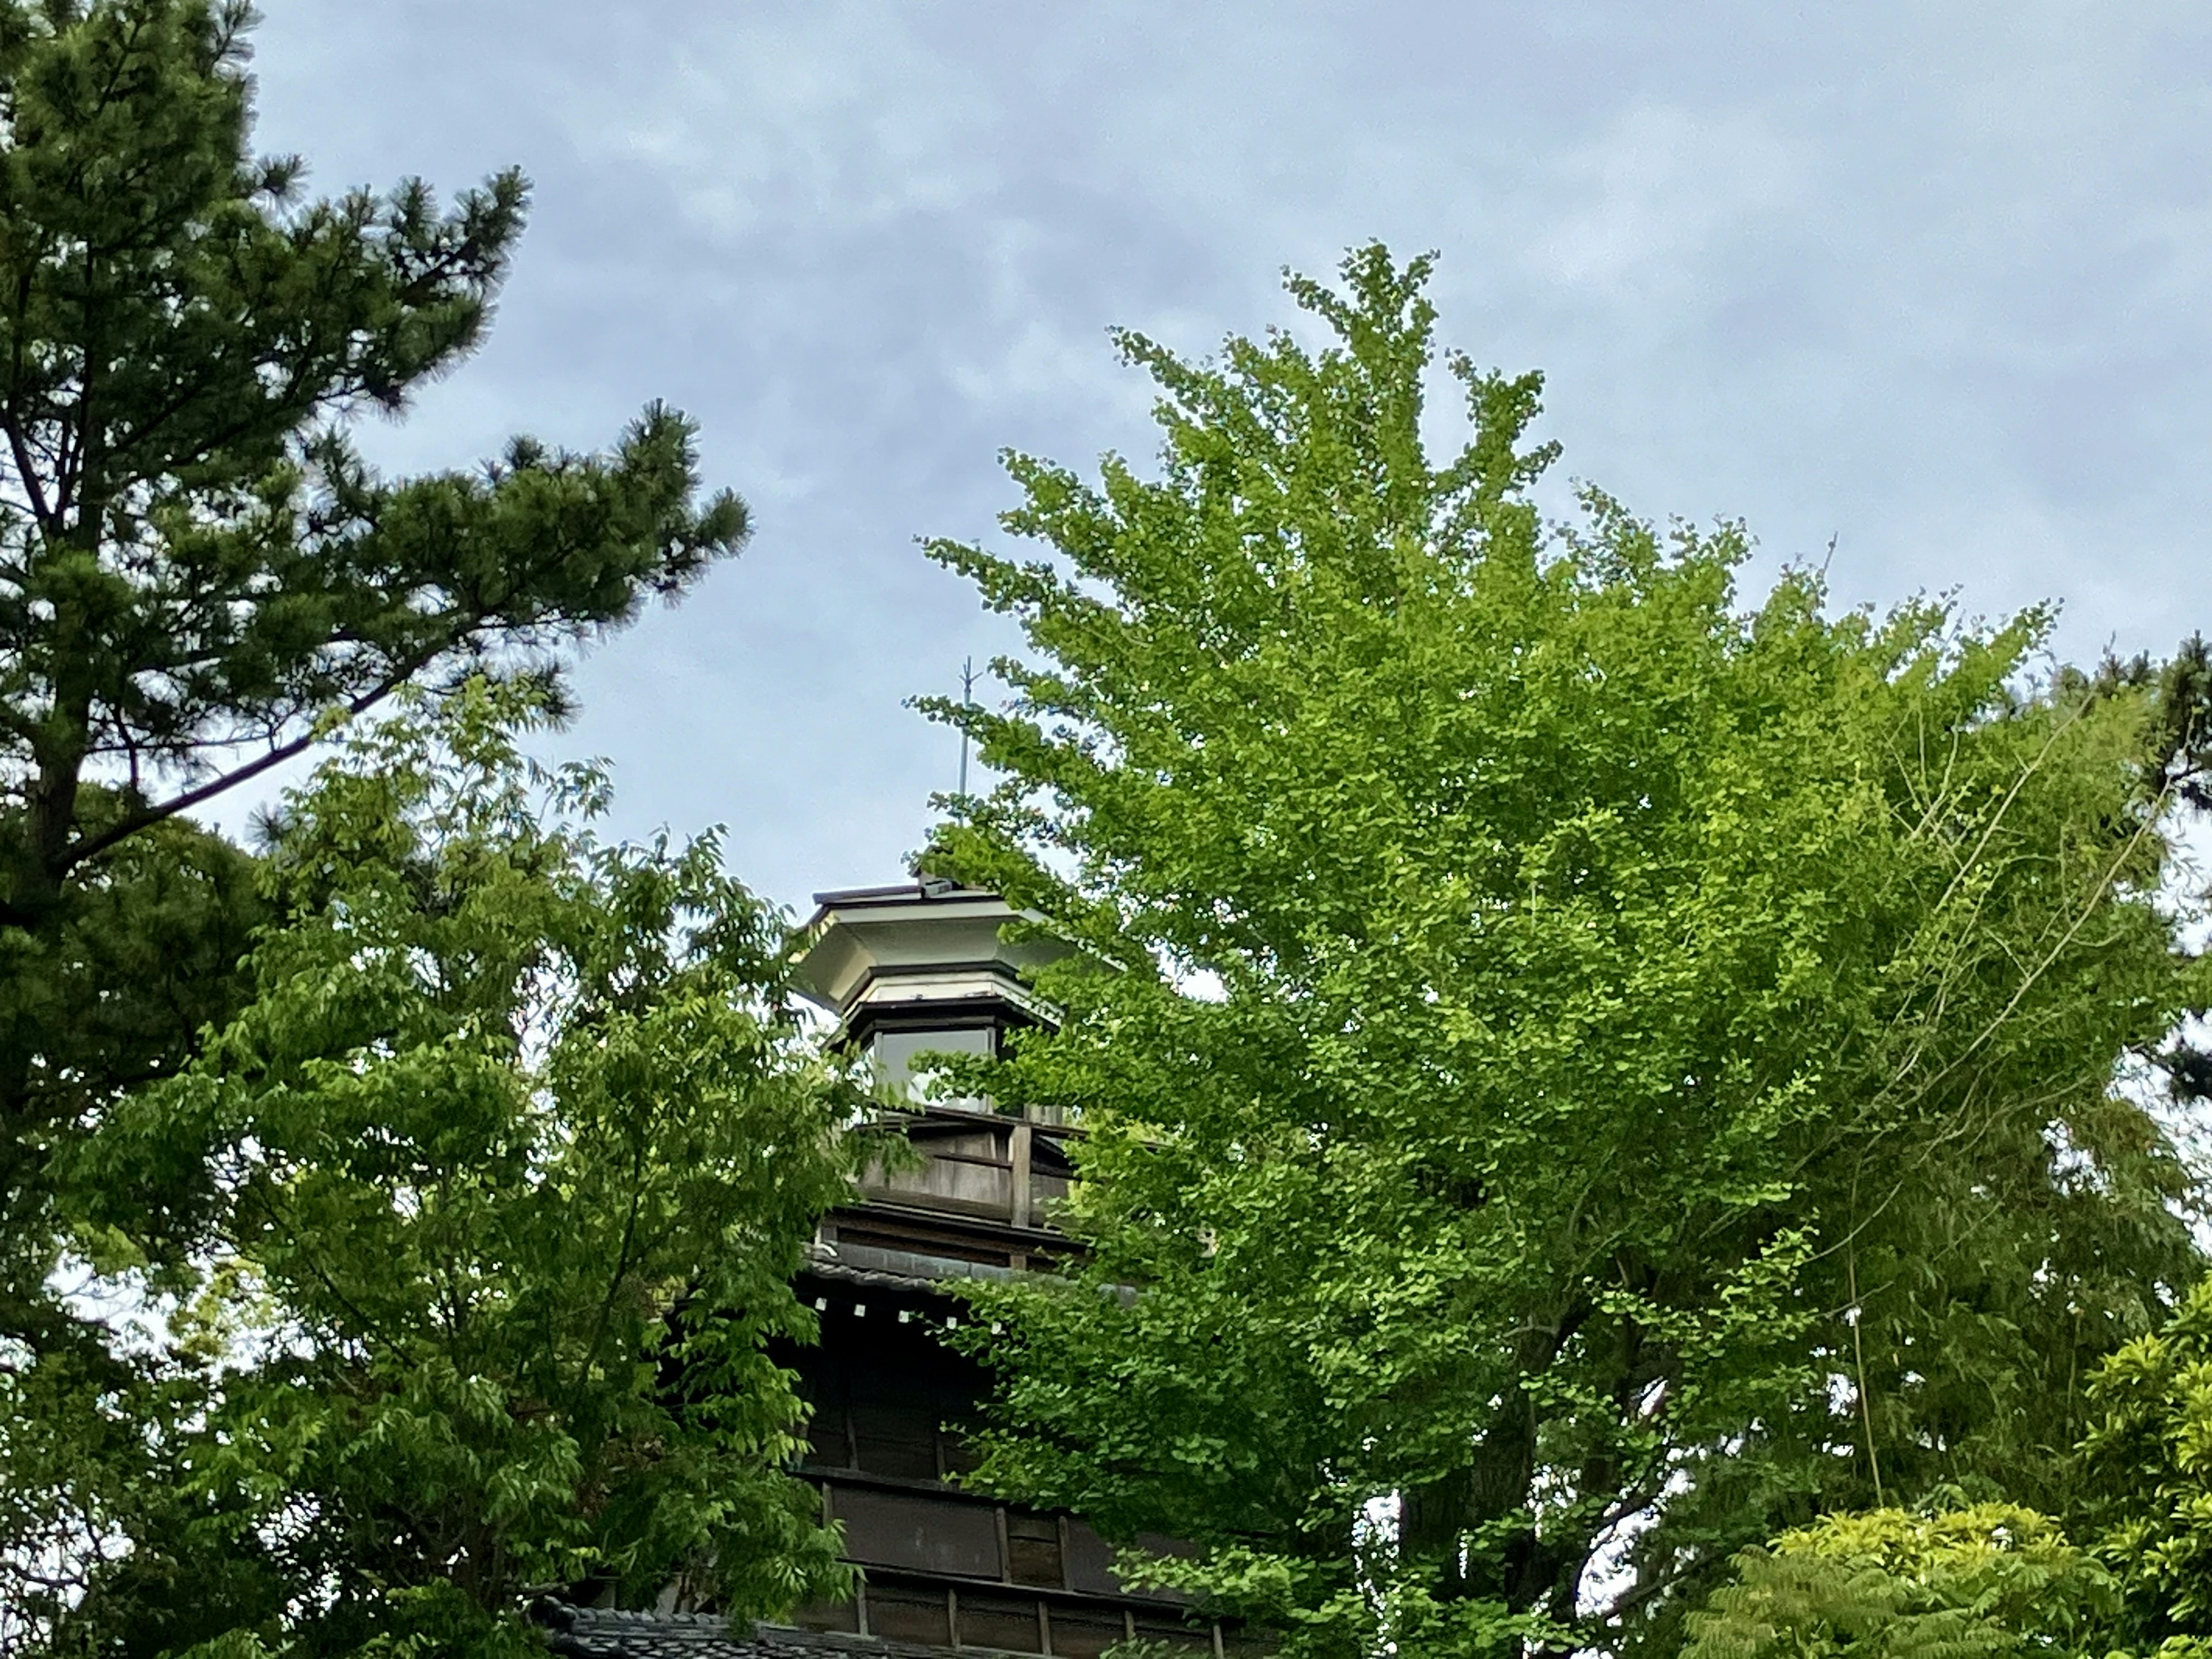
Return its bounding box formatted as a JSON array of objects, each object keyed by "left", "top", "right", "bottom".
[
  {"left": 53, "top": 650, "right": 440, "bottom": 874},
  {"left": 2, "top": 252, "right": 54, "bottom": 528},
  {"left": 0, "top": 405, "right": 52, "bottom": 529}
]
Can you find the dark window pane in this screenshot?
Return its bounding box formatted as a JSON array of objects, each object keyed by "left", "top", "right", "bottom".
[
  {"left": 793, "top": 1358, "right": 850, "bottom": 1469},
  {"left": 1031, "top": 1171, "right": 1071, "bottom": 1217},
  {"left": 940, "top": 1424, "right": 984, "bottom": 1477},
  {"left": 849, "top": 1396, "right": 939, "bottom": 1478},
  {"left": 790, "top": 1593, "right": 858, "bottom": 1634},
  {"left": 804, "top": 1404, "right": 850, "bottom": 1468},
  {"left": 959, "top": 1589, "right": 1046, "bottom": 1653},
  {"left": 834, "top": 1487, "right": 1003, "bottom": 1578},
  {"left": 935, "top": 1372, "right": 984, "bottom": 1476},
  {"left": 1066, "top": 1522, "right": 1195, "bottom": 1604},
  {"left": 852, "top": 1370, "right": 945, "bottom": 1480},
  {"left": 1047, "top": 1607, "right": 1129, "bottom": 1659},
  {"left": 1063, "top": 1520, "right": 1119, "bottom": 1596},
  {"left": 866, "top": 1585, "right": 950, "bottom": 1645},
  {"left": 1007, "top": 1512, "right": 1064, "bottom": 1587}
]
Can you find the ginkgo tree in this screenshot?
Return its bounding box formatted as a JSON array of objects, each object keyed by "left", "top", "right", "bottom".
[{"left": 923, "top": 246, "right": 2211, "bottom": 1659}]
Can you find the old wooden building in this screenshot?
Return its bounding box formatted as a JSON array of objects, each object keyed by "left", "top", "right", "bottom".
[{"left": 539, "top": 881, "right": 1218, "bottom": 1659}]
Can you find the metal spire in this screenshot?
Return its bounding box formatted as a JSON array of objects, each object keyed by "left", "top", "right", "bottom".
[{"left": 957, "top": 656, "right": 976, "bottom": 801}]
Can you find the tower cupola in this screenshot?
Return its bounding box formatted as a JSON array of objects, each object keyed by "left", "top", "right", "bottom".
[{"left": 794, "top": 878, "right": 1067, "bottom": 1107}]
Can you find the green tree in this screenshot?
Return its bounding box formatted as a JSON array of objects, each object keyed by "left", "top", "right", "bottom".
[
  {"left": 1680, "top": 1275, "right": 2212, "bottom": 1659},
  {"left": 1682, "top": 1505, "right": 2118, "bottom": 1659},
  {"left": 7, "top": 685, "right": 859, "bottom": 1656},
  {"left": 0, "top": 0, "right": 748, "bottom": 1333},
  {"left": 2078, "top": 1272, "right": 2212, "bottom": 1654},
  {"left": 922, "top": 247, "right": 2207, "bottom": 1659}
]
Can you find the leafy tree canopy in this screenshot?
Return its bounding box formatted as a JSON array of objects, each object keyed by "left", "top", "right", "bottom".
[
  {"left": 923, "top": 246, "right": 2210, "bottom": 1659},
  {"left": 2, "top": 684, "right": 860, "bottom": 1657},
  {"left": 2079, "top": 1272, "right": 2212, "bottom": 1651},
  {"left": 1682, "top": 1505, "right": 2118, "bottom": 1659},
  {"left": 0, "top": 0, "right": 749, "bottom": 1332},
  {"left": 1688, "top": 1271, "right": 2212, "bottom": 1659}
]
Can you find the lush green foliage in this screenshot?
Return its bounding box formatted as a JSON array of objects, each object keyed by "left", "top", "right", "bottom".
[
  {"left": 1688, "top": 1269, "right": 2212, "bottom": 1659},
  {"left": 1683, "top": 1505, "right": 2118, "bottom": 1659},
  {"left": 1, "top": 687, "right": 859, "bottom": 1656},
  {"left": 0, "top": 0, "right": 749, "bottom": 1347},
  {"left": 925, "top": 247, "right": 2207, "bottom": 1659},
  {"left": 2080, "top": 1273, "right": 2212, "bottom": 1650}
]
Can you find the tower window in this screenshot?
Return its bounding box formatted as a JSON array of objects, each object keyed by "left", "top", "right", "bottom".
[{"left": 869, "top": 1027, "right": 994, "bottom": 1098}]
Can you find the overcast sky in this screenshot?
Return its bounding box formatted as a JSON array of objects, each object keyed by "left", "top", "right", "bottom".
[{"left": 236, "top": 1, "right": 2212, "bottom": 914}]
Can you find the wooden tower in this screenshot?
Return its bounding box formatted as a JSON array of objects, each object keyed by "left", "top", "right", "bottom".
[
  {"left": 539, "top": 881, "right": 1221, "bottom": 1658},
  {"left": 773, "top": 879, "right": 1217, "bottom": 1658}
]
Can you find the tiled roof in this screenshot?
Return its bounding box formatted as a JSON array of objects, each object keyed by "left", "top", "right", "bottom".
[
  {"left": 808, "top": 1243, "right": 1014, "bottom": 1290},
  {"left": 533, "top": 1604, "right": 965, "bottom": 1659}
]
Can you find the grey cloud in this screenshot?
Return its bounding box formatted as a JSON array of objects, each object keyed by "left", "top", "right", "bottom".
[{"left": 233, "top": 0, "right": 2212, "bottom": 907}]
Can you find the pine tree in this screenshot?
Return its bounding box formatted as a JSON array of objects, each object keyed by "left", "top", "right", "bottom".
[{"left": 0, "top": 0, "right": 748, "bottom": 1335}]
